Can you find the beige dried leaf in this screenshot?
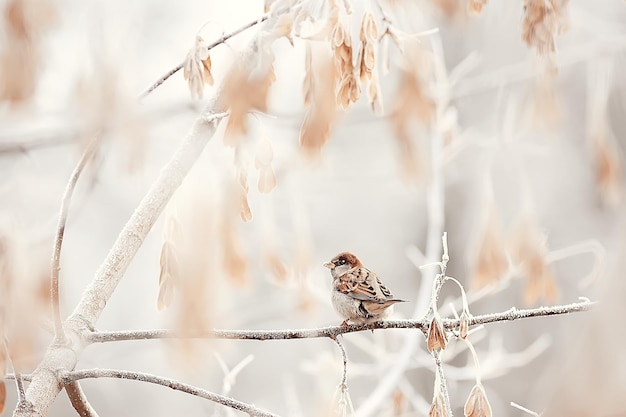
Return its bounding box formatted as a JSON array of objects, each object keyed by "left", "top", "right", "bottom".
[
  {"left": 0, "top": 380, "right": 5, "bottom": 414},
  {"left": 222, "top": 61, "right": 275, "bottom": 143},
  {"left": 0, "top": 37, "right": 38, "bottom": 103},
  {"left": 157, "top": 272, "right": 175, "bottom": 311},
  {"left": 509, "top": 215, "right": 558, "bottom": 305},
  {"left": 222, "top": 221, "right": 250, "bottom": 288},
  {"left": 300, "top": 51, "right": 338, "bottom": 157},
  {"left": 471, "top": 207, "right": 508, "bottom": 288},
  {"left": 464, "top": 384, "right": 492, "bottom": 417},
  {"left": 263, "top": 250, "right": 288, "bottom": 283},
  {"left": 429, "top": 391, "right": 447, "bottom": 417},
  {"left": 435, "top": 0, "right": 466, "bottom": 20},
  {"left": 258, "top": 167, "right": 277, "bottom": 194},
  {"left": 468, "top": 0, "right": 488, "bottom": 14},
  {"left": 0, "top": 0, "right": 57, "bottom": 104},
  {"left": 183, "top": 35, "right": 214, "bottom": 100},
  {"left": 298, "top": 285, "right": 317, "bottom": 314},
  {"left": 302, "top": 44, "right": 314, "bottom": 106},
  {"left": 368, "top": 71, "right": 384, "bottom": 114},
  {"left": 522, "top": 0, "right": 569, "bottom": 55},
  {"left": 359, "top": 11, "right": 378, "bottom": 42},
  {"left": 427, "top": 314, "right": 449, "bottom": 352},
  {"left": 526, "top": 76, "right": 561, "bottom": 131},
  {"left": 592, "top": 130, "right": 623, "bottom": 208},
  {"left": 390, "top": 46, "right": 435, "bottom": 177},
  {"left": 336, "top": 71, "right": 360, "bottom": 109},
  {"left": 157, "top": 242, "right": 178, "bottom": 310}
]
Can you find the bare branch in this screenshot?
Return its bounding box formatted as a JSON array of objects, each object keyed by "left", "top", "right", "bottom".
[
  {"left": 333, "top": 337, "right": 348, "bottom": 389},
  {"left": 60, "top": 369, "right": 278, "bottom": 417},
  {"left": 64, "top": 381, "right": 99, "bottom": 417},
  {"left": 432, "top": 350, "right": 453, "bottom": 417},
  {"left": 138, "top": 6, "right": 291, "bottom": 100},
  {"left": 14, "top": 109, "right": 229, "bottom": 417},
  {"left": 3, "top": 338, "right": 25, "bottom": 404},
  {"left": 86, "top": 299, "right": 594, "bottom": 343},
  {"left": 51, "top": 133, "right": 102, "bottom": 344}
]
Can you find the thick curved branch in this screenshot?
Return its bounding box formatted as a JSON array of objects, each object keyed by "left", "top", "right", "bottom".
[
  {"left": 86, "top": 299, "right": 594, "bottom": 344},
  {"left": 60, "top": 369, "right": 278, "bottom": 417},
  {"left": 14, "top": 109, "right": 228, "bottom": 417}
]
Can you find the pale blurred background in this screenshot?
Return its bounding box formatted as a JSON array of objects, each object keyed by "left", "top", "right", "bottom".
[{"left": 1, "top": 0, "right": 625, "bottom": 416}]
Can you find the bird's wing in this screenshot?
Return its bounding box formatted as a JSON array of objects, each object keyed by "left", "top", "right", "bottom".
[{"left": 336, "top": 267, "right": 393, "bottom": 303}]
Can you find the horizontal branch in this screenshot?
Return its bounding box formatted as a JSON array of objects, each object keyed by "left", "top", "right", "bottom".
[
  {"left": 60, "top": 369, "right": 278, "bottom": 417},
  {"left": 87, "top": 299, "right": 594, "bottom": 343}
]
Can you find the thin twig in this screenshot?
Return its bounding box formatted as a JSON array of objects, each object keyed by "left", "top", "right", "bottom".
[
  {"left": 51, "top": 133, "right": 102, "bottom": 344},
  {"left": 60, "top": 369, "right": 278, "bottom": 417},
  {"left": 86, "top": 299, "right": 594, "bottom": 343},
  {"left": 432, "top": 350, "right": 453, "bottom": 417},
  {"left": 333, "top": 337, "right": 348, "bottom": 389},
  {"left": 4, "top": 338, "right": 26, "bottom": 406},
  {"left": 64, "top": 381, "right": 99, "bottom": 417},
  {"left": 510, "top": 401, "right": 542, "bottom": 416},
  {"left": 331, "top": 337, "right": 355, "bottom": 417},
  {"left": 138, "top": 6, "right": 291, "bottom": 100}
]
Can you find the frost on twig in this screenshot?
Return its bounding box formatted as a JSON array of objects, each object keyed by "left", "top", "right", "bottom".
[{"left": 60, "top": 369, "right": 278, "bottom": 417}]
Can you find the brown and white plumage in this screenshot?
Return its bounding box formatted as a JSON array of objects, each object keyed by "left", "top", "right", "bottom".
[{"left": 324, "top": 252, "right": 406, "bottom": 325}]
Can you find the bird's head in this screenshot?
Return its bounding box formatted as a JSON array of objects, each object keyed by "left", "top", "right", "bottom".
[{"left": 323, "top": 252, "right": 362, "bottom": 278}]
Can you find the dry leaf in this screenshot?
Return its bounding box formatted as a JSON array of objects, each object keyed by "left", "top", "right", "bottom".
[
  {"left": 509, "top": 215, "right": 558, "bottom": 305},
  {"left": 429, "top": 391, "right": 447, "bottom": 417},
  {"left": 464, "top": 384, "right": 492, "bottom": 417},
  {"left": 0, "top": 0, "right": 57, "bottom": 103},
  {"left": 471, "top": 205, "right": 508, "bottom": 288},
  {"left": 183, "top": 35, "right": 214, "bottom": 100},
  {"left": 592, "top": 127, "right": 623, "bottom": 208},
  {"left": 255, "top": 137, "right": 277, "bottom": 194},
  {"left": 427, "top": 314, "right": 449, "bottom": 352},
  {"left": 222, "top": 220, "right": 250, "bottom": 288},
  {"left": 263, "top": 250, "right": 288, "bottom": 283},
  {"left": 522, "top": 0, "right": 569, "bottom": 55},
  {"left": 0, "top": 380, "right": 5, "bottom": 414},
  {"left": 468, "top": 0, "right": 488, "bottom": 14},
  {"left": 300, "top": 49, "right": 338, "bottom": 157}
]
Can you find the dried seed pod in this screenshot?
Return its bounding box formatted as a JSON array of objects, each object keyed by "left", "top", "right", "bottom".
[
  {"left": 183, "top": 36, "right": 214, "bottom": 100},
  {"left": 427, "top": 314, "right": 449, "bottom": 352},
  {"left": 464, "top": 384, "right": 492, "bottom": 417},
  {"left": 429, "top": 391, "right": 447, "bottom": 417},
  {"left": 471, "top": 203, "right": 508, "bottom": 288}
]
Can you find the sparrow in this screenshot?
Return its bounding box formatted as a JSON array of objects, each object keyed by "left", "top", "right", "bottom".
[{"left": 324, "top": 252, "right": 407, "bottom": 326}]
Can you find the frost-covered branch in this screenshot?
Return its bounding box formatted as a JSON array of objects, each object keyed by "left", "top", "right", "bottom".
[
  {"left": 12, "top": 108, "right": 228, "bottom": 417},
  {"left": 60, "top": 369, "right": 278, "bottom": 417},
  {"left": 86, "top": 299, "right": 593, "bottom": 343},
  {"left": 64, "top": 381, "right": 99, "bottom": 417}
]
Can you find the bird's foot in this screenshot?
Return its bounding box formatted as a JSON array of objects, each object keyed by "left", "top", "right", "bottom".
[{"left": 340, "top": 320, "right": 350, "bottom": 327}]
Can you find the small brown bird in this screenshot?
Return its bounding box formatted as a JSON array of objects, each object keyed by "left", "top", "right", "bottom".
[{"left": 324, "top": 252, "right": 406, "bottom": 325}]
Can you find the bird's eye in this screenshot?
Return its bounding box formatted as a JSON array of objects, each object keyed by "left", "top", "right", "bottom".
[{"left": 337, "top": 259, "right": 346, "bottom": 265}]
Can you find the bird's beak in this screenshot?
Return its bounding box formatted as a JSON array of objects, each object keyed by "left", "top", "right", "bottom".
[{"left": 323, "top": 262, "right": 334, "bottom": 269}]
